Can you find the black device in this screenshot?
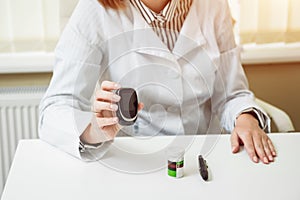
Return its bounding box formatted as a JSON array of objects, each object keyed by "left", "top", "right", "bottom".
[
  {"left": 115, "top": 88, "right": 138, "bottom": 126},
  {"left": 198, "top": 155, "right": 209, "bottom": 181}
]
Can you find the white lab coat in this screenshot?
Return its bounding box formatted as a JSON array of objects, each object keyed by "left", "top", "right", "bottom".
[{"left": 39, "top": 0, "right": 269, "bottom": 161}]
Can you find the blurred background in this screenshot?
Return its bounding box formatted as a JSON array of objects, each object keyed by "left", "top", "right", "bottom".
[{"left": 0, "top": 0, "right": 300, "bottom": 195}]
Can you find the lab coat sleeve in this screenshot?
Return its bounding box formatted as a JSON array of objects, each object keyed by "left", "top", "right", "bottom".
[
  {"left": 211, "top": 0, "right": 270, "bottom": 133},
  {"left": 38, "top": 0, "right": 112, "bottom": 161}
]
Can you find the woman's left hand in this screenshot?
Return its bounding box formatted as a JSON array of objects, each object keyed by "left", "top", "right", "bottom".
[{"left": 230, "top": 113, "right": 277, "bottom": 164}]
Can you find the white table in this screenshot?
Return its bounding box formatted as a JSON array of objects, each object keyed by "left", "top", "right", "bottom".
[{"left": 1, "top": 133, "right": 300, "bottom": 200}]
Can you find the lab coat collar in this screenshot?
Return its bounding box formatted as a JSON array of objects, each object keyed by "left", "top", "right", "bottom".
[
  {"left": 130, "top": 0, "right": 206, "bottom": 61},
  {"left": 172, "top": 0, "right": 207, "bottom": 58},
  {"left": 130, "top": 3, "right": 176, "bottom": 61}
]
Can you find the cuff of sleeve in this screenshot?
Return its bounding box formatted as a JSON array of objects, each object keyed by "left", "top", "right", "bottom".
[
  {"left": 79, "top": 140, "right": 113, "bottom": 162},
  {"left": 220, "top": 96, "right": 271, "bottom": 133}
]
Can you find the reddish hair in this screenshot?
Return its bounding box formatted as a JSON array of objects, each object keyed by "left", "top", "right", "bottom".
[{"left": 98, "top": 0, "right": 126, "bottom": 9}]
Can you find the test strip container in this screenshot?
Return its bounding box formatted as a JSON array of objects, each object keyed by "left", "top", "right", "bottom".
[{"left": 167, "top": 146, "right": 185, "bottom": 178}]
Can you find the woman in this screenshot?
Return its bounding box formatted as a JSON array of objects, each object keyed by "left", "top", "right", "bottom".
[{"left": 39, "top": 0, "right": 276, "bottom": 164}]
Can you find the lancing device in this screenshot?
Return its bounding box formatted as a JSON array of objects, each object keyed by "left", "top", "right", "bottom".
[
  {"left": 198, "top": 155, "right": 209, "bottom": 181},
  {"left": 115, "top": 88, "right": 138, "bottom": 126}
]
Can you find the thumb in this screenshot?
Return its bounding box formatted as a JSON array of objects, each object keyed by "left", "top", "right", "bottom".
[
  {"left": 230, "top": 131, "right": 240, "bottom": 153},
  {"left": 138, "top": 102, "right": 144, "bottom": 111}
]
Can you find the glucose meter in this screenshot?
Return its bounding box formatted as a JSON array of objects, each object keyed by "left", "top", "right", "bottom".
[{"left": 115, "top": 88, "right": 138, "bottom": 126}]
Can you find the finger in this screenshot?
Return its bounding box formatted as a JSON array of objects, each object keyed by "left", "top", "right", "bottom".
[
  {"left": 138, "top": 102, "right": 144, "bottom": 111},
  {"left": 230, "top": 131, "right": 240, "bottom": 153},
  {"left": 95, "top": 90, "right": 121, "bottom": 102},
  {"left": 262, "top": 136, "right": 274, "bottom": 162},
  {"left": 240, "top": 133, "right": 259, "bottom": 163},
  {"left": 96, "top": 117, "right": 119, "bottom": 128},
  {"left": 92, "top": 101, "right": 118, "bottom": 113},
  {"left": 267, "top": 137, "right": 277, "bottom": 157},
  {"left": 101, "top": 81, "right": 121, "bottom": 91},
  {"left": 253, "top": 132, "right": 269, "bottom": 164}
]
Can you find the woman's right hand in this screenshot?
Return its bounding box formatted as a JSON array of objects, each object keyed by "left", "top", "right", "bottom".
[{"left": 80, "top": 81, "right": 122, "bottom": 144}]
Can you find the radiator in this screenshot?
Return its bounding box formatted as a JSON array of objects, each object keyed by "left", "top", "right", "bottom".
[{"left": 0, "top": 86, "right": 46, "bottom": 195}]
